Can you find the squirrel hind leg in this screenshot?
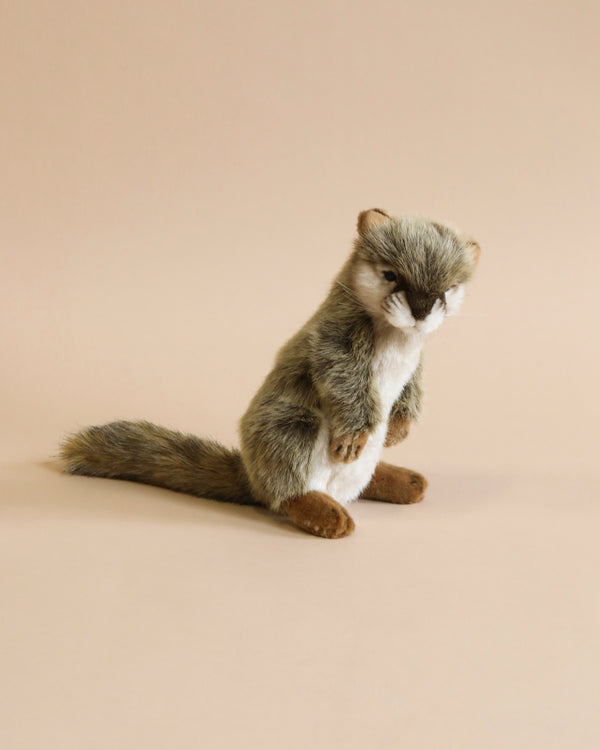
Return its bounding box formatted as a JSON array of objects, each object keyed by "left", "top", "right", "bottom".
[
  {"left": 280, "top": 491, "right": 355, "bottom": 539},
  {"left": 360, "top": 462, "right": 427, "bottom": 504}
]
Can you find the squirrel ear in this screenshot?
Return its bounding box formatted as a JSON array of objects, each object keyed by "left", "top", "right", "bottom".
[
  {"left": 357, "top": 208, "right": 391, "bottom": 235},
  {"left": 465, "top": 238, "right": 481, "bottom": 266}
]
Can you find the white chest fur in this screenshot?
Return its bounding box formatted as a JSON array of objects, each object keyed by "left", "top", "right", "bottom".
[
  {"left": 371, "top": 327, "right": 423, "bottom": 416},
  {"left": 307, "top": 328, "right": 425, "bottom": 505}
]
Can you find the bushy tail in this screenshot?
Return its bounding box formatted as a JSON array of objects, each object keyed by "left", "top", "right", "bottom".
[{"left": 59, "top": 420, "right": 257, "bottom": 505}]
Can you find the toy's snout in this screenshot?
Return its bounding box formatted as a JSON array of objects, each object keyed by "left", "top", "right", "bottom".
[{"left": 405, "top": 291, "right": 440, "bottom": 320}]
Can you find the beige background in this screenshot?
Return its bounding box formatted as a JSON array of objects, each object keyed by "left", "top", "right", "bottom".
[{"left": 2, "top": 1, "right": 599, "bottom": 748}]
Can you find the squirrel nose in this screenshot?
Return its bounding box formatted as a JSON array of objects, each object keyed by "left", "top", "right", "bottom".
[{"left": 405, "top": 291, "right": 439, "bottom": 320}]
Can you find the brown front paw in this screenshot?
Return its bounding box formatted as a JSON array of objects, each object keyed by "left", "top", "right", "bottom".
[
  {"left": 384, "top": 417, "right": 411, "bottom": 447},
  {"left": 329, "top": 431, "right": 369, "bottom": 463}
]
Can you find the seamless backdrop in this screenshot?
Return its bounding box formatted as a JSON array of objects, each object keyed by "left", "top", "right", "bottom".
[{"left": 2, "top": 2, "right": 600, "bottom": 749}]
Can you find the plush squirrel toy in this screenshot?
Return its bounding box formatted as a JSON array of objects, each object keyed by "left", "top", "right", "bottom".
[{"left": 60, "top": 209, "right": 480, "bottom": 539}]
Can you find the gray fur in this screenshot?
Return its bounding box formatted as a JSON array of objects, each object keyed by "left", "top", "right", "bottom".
[
  {"left": 355, "top": 215, "right": 477, "bottom": 291},
  {"left": 61, "top": 420, "right": 255, "bottom": 504},
  {"left": 60, "top": 210, "right": 478, "bottom": 515},
  {"left": 239, "top": 268, "right": 382, "bottom": 508}
]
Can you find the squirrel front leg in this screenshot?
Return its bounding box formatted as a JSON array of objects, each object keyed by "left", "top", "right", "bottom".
[
  {"left": 319, "top": 387, "right": 379, "bottom": 463},
  {"left": 311, "top": 318, "right": 380, "bottom": 464},
  {"left": 384, "top": 362, "right": 423, "bottom": 447},
  {"left": 326, "top": 401, "right": 379, "bottom": 463}
]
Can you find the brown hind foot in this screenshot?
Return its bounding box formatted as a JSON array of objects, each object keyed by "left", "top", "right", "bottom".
[
  {"left": 280, "top": 492, "right": 355, "bottom": 539},
  {"left": 360, "top": 462, "right": 428, "bottom": 504}
]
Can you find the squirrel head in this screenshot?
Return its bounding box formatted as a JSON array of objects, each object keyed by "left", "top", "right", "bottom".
[{"left": 351, "top": 208, "right": 480, "bottom": 333}]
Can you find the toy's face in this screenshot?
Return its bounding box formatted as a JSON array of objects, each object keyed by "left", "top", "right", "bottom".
[
  {"left": 352, "top": 259, "right": 465, "bottom": 334},
  {"left": 352, "top": 211, "right": 479, "bottom": 334}
]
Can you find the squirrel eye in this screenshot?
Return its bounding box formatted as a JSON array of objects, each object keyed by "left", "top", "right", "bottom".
[{"left": 382, "top": 270, "right": 397, "bottom": 283}]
